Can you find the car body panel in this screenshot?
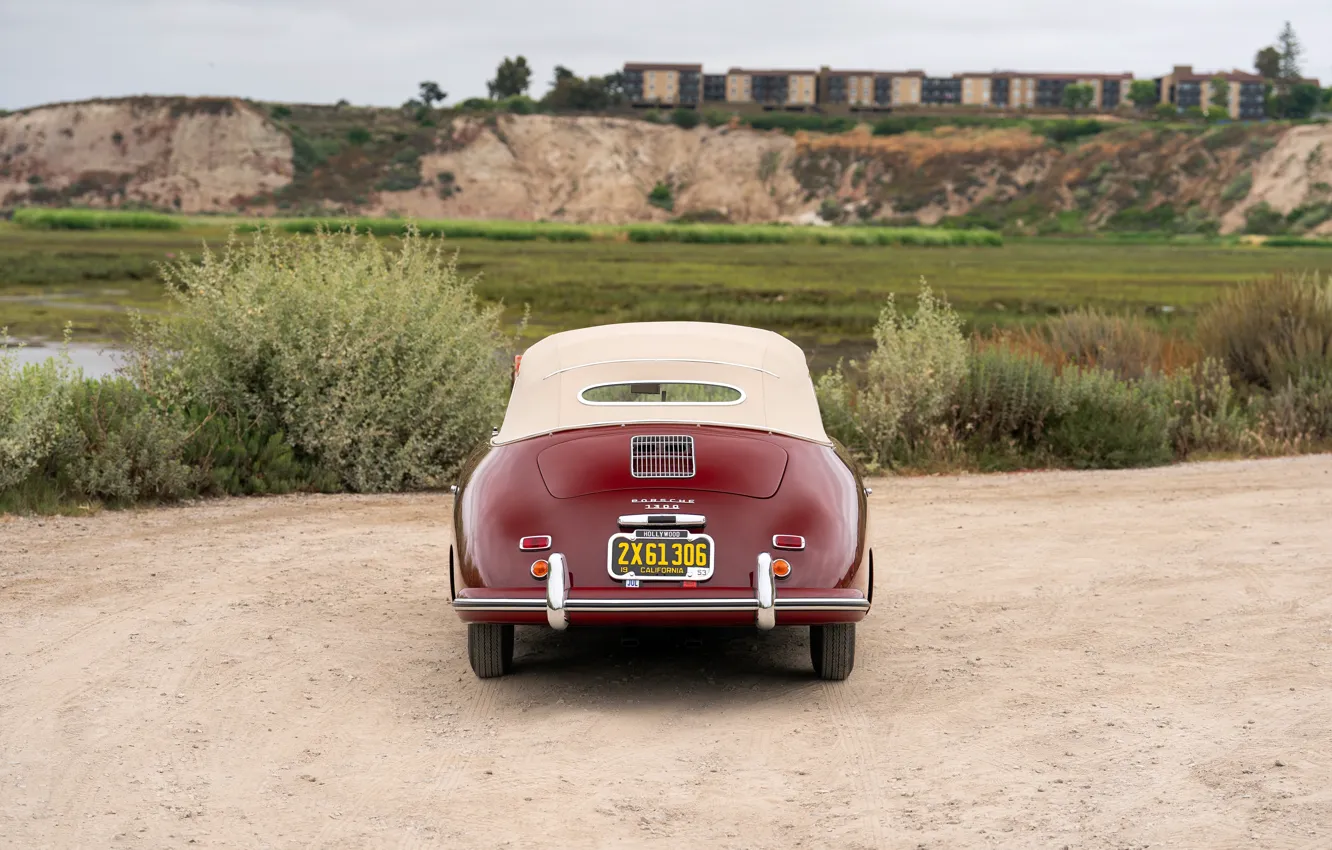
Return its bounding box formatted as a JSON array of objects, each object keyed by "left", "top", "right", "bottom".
[{"left": 451, "top": 423, "right": 869, "bottom": 627}]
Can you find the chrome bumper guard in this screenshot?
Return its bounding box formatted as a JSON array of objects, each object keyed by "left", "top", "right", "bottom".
[
  {"left": 755, "top": 552, "right": 776, "bottom": 631},
  {"left": 547, "top": 552, "right": 569, "bottom": 631},
  {"left": 454, "top": 552, "right": 869, "bottom": 627}
]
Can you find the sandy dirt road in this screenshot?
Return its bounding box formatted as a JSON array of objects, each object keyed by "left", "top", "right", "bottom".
[{"left": 2, "top": 456, "right": 1331, "bottom": 849}]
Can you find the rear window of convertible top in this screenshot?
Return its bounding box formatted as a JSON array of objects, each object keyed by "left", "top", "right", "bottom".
[{"left": 579, "top": 382, "right": 743, "bottom": 404}]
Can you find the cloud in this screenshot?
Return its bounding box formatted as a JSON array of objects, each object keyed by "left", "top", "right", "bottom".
[{"left": 1, "top": 0, "right": 1327, "bottom": 109}]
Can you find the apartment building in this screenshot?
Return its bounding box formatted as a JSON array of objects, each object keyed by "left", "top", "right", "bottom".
[
  {"left": 1155, "top": 66, "right": 1274, "bottom": 120},
  {"left": 622, "top": 63, "right": 703, "bottom": 107},
  {"left": 952, "top": 72, "right": 1132, "bottom": 109},
  {"left": 624, "top": 60, "right": 1317, "bottom": 118},
  {"left": 725, "top": 69, "right": 819, "bottom": 107},
  {"left": 818, "top": 69, "right": 924, "bottom": 108}
]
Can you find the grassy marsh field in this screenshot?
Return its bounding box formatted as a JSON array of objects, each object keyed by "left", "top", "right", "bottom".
[{"left": 4, "top": 219, "right": 1332, "bottom": 367}]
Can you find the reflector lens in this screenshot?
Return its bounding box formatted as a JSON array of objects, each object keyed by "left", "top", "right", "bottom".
[
  {"left": 531, "top": 559, "right": 550, "bottom": 579},
  {"left": 771, "top": 558, "right": 792, "bottom": 579},
  {"left": 519, "top": 535, "right": 552, "bottom": 551},
  {"left": 772, "top": 534, "right": 805, "bottom": 550}
]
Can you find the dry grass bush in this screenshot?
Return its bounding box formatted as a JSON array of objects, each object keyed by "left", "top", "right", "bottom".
[
  {"left": 1023, "top": 308, "right": 1198, "bottom": 379},
  {"left": 1140, "top": 358, "right": 1249, "bottom": 458},
  {"left": 1252, "top": 371, "right": 1332, "bottom": 448},
  {"left": 129, "top": 226, "right": 511, "bottom": 492},
  {"left": 1197, "top": 271, "right": 1332, "bottom": 390}
]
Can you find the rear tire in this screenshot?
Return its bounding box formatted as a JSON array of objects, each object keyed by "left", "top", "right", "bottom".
[
  {"left": 810, "top": 623, "right": 855, "bottom": 681},
  {"left": 468, "top": 623, "right": 515, "bottom": 678}
]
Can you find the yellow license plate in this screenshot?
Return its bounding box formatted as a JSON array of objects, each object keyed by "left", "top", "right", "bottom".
[{"left": 607, "top": 530, "right": 714, "bottom": 581}]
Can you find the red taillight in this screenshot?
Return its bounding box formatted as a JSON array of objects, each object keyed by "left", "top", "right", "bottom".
[
  {"left": 519, "top": 535, "right": 551, "bottom": 551},
  {"left": 772, "top": 534, "right": 805, "bottom": 550}
]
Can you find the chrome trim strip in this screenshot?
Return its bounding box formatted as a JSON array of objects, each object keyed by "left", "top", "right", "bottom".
[
  {"left": 569, "top": 598, "right": 757, "bottom": 611},
  {"left": 543, "top": 358, "right": 779, "bottom": 380},
  {"left": 755, "top": 553, "right": 776, "bottom": 631},
  {"left": 491, "top": 420, "right": 834, "bottom": 448},
  {"left": 452, "top": 597, "right": 871, "bottom": 614},
  {"left": 775, "top": 598, "right": 872, "bottom": 611},
  {"left": 617, "top": 514, "right": 707, "bottom": 527},
  {"left": 547, "top": 553, "right": 569, "bottom": 631},
  {"left": 455, "top": 599, "right": 873, "bottom": 612}
]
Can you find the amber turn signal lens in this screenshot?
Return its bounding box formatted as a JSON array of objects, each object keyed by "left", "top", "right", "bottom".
[
  {"left": 531, "top": 559, "right": 550, "bottom": 579},
  {"left": 771, "top": 558, "right": 792, "bottom": 579}
]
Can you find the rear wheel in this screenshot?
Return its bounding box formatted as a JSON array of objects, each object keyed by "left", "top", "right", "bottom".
[
  {"left": 810, "top": 623, "right": 855, "bottom": 681},
  {"left": 468, "top": 623, "right": 515, "bottom": 678}
]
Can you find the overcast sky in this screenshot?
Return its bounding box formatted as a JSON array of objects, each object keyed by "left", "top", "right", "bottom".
[{"left": 2, "top": 1, "right": 1328, "bottom": 110}]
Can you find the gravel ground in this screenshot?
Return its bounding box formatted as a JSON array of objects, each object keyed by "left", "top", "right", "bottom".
[{"left": 2, "top": 455, "right": 1331, "bottom": 849}]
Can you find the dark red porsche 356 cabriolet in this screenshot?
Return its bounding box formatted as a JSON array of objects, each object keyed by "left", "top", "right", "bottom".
[{"left": 449, "top": 322, "right": 872, "bottom": 679}]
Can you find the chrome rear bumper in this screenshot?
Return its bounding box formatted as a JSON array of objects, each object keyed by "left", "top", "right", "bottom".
[{"left": 452, "top": 552, "right": 870, "bottom": 626}]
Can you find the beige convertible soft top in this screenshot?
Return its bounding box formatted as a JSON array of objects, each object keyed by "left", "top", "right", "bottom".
[{"left": 493, "top": 322, "right": 832, "bottom": 445}]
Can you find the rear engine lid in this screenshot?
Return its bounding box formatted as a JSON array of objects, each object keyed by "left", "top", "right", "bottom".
[{"left": 537, "top": 431, "right": 789, "bottom": 498}]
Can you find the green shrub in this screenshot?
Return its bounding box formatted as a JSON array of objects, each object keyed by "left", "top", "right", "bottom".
[
  {"left": 243, "top": 216, "right": 1000, "bottom": 248},
  {"left": 375, "top": 171, "right": 422, "bottom": 192},
  {"left": 183, "top": 409, "right": 333, "bottom": 497},
  {"left": 502, "top": 96, "right": 537, "bottom": 115},
  {"left": 703, "top": 110, "right": 731, "bottom": 128},
  {"left": 13, "top": 208, "right": 182, "bottom": 231},
  {"left": 747, "top": 114, "right": 855, "bottom": 134},
  {"left": 647, "top": 182, "right": 674, "bottom": 212},
  {"left": 1285, "top": 202, "right": 1332, "bottom": 233},
  {"left": 671, "top": 108, "right": 700, "bottom": 130},
  {"left": 1220, "top": 171, "right": 1252, "bottom": 203},
  {"left": 1264, "top": 236, "right": 1332, "bottom": 248},
  {"left": 814, "top": 363, "right": 863, "bottom": 455},
  {"left": 270, "top": 104, "right": 292, "bottom": 120},
  {"left": 952, "top": 345, "right": 1062, "bottom": 448},
  {"left": 1243, "top": 202, "right": 1286, "bottom": 235},
  {"left": 1047, "top": 368, "right": 1172, "bottom": 469},
  {"left": 0, "top": 345, "right": 196, "bottom": 507},
  {"left": 0, "top": 346, "right": 72, "bottom": 492},
  {"left": 129, "top": 226, "right": 511, "bottom": 491},
  {"left": 57, "top": 377, "right": 192, "bottom": 503},
  {"left": 1104, "top": 205, "right": 1177, "bottom": 232},
  {"left": 847, "top": 284, "right": 968, "bottom": 466},
  {"left": 346, "top": 127, "right": 371, "bottom": 145},
  {"left": 1142, "top": 359, "right": 1249, "bottom": 457},
  {"left": 1034, "top": 119, "right": 1105, "bottom": 144},
  {"left": 1197, "top": 272, "right": 1332, "bottom": 390}
]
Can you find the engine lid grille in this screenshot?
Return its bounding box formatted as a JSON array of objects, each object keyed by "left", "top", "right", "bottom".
[{"left": 630, "top": 435, "right": 696, "bottom": 479}]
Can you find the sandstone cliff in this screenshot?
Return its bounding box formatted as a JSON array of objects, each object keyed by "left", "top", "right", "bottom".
[
  {"left": 0, "top": 98, "right": 292, "bottom": 212},
  {"left": 2, "top": 97, "right": 1329, "bottom": 235}
]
